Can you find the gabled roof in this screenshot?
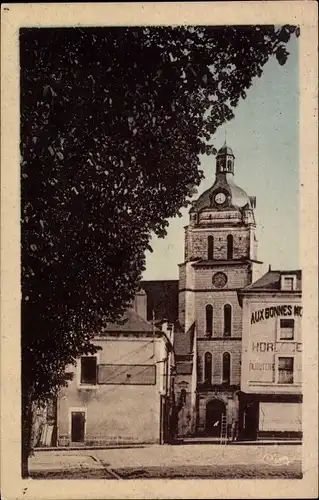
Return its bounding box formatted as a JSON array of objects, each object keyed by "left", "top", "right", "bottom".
[
  {"left": 141, "top": 280, "right": 179, "bottom": 323},
  {"left": 242, "top": 270, "right": 302, "bottom": 292},
  {"left": 174, "top": 322, "right": 195, "bottom": 357},
  {"left": 103, "top": 308, "right": 160, "bottom": 333}
]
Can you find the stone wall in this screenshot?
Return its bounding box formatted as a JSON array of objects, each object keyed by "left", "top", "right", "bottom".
[
  {"left": 186, "top": 227, "right": 252, "bottom": 261},
  {"left": 197, "top": 340, "right": 242, "bottom": 386},
  {"left": 197, "top": 393, "right": 240, "bottom": 435},
  {"left": 194, "top": 290, "right": 243, "bottom": 337}
]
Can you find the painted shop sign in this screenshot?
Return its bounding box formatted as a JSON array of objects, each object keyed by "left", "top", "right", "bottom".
[
  {"left": 251, "top": 305, "right": 302, "bottom": 324},
  {"left": 249, "top": 362, "right": 274, "bottom": 371},
  {"left": 251, "top": 341, "right": 302, "bottom": 353}
]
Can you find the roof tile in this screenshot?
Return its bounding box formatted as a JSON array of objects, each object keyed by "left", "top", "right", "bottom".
[
  {"left": 243, "top": 270, "right": 302, "bottom": 291},
  {"left": 103, "top": 308, "right": 159, "bottom": 333}
]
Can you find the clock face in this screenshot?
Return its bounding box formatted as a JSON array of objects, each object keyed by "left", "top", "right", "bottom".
[
  {"left": 212, "top": 272, "right": 227, "bottom": 288},
  {"left": 214, "top": 192, "right": 226, "bottom": 205}
]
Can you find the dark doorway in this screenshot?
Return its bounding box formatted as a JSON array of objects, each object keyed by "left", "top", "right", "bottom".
[
  {"left": 205, "top": 399, "right": 226, "bottom": 437},
  {"left": 71, "top": 411, "right": 85, "bottom": 442},
  {"left": 242, "top": 402, "right": 259, "bottom": 440}
]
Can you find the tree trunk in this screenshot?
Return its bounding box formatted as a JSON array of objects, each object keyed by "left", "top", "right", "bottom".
[{"left": 21, "top": 388, "right": 33, "bottom": 478}]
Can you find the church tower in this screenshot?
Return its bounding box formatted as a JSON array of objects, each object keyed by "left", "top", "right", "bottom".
[{"left": 177, "top": 142, "right": 262, "bottom": 438}]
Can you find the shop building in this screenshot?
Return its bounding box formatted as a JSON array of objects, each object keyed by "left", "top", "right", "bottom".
[{"left": 238, "top": 269, "right": 302, "bottom": 440}]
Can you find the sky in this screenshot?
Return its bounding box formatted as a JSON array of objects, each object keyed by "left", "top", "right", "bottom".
[{"left": 143, "top": 35, "right": 299, "bottom": 281}]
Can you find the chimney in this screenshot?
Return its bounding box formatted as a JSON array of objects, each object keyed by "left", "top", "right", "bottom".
[{"left": 133, "top": 289, "right": 147, "bottom": 320}]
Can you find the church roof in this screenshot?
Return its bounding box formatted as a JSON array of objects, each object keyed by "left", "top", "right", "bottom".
[
  {"left": 216, "top": 144, "right": 234, "bottom": 156},
  {"left": 190, "top": 142, "right": 253, "bottom": 212},
  {"left": 226, "top": 176, "right": 252, "bottom": 208},
  {"left": 103, "top": 307, "right": 160, "bottom": 333},
  {"left": 190, "top": 187, "right": 212, "bottom": 212},
  {"left": 191, "top": 177, "right": 251, "bottom": 212},
  {"left": 242, "top": 270, "right": 302, "bottom": 292},
  {"left": 141, "top": 279, "right": 179, "bottom": 323}
]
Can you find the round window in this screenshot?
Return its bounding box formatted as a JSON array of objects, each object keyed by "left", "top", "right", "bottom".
[{"left": 212, "top": 272, "right": 227, "bottom": 288}]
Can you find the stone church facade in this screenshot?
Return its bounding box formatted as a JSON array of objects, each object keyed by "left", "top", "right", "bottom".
[{"left": 173, "top": 142, "right": 263, "bottom": 439}]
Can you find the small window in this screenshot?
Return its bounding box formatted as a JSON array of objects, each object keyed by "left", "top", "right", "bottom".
[
  {"left": 204, "top": 352, "right": 212, "bottom": 383},
  {"left": 278, "top": 357, "right": 294, "bottom": 384},
  {"left": 179, "top": 389, "right": 187, "bottom": 406},
  {"left": 207, "top": 236, "right": 214, "bottom": 260},
  {"left": 222, "top": 352, "right": 231, "bottom": 384},
  {"left": 227, "top": 159, "right": 232, "bottom": 171},
  {"left": 280, "top": 319, "right": 295, "bottom": 340},
  {"left": 218, "top": 158, "right": 224, "bottom": 172},
  {"left": 205, "top": 304, "right": 213, "bottom": 335},
  {"left": 282, "top": 277, "right": 294, "bottom": 291},
  {"left": 80, "top": 356, "right": 97, "bottom": 385},
  {"left": 227, "top": 234, "right": 233, "bottom": 260},
  {"left": 224, "top": 304, "right": 232, "bottom": 337}
]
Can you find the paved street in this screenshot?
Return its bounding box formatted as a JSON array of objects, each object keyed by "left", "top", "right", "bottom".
[{"left": 29, "top": 443, "right": 302, "bottom": 479}]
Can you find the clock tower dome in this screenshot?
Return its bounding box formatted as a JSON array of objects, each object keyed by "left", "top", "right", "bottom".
[{"left": 176, "top": 142, "right": 262, "bottom": 438}]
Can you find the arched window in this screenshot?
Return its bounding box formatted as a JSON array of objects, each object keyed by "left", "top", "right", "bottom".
[
  {"left": 204, "top": 352, "right": 212, "bottom": 383},
  {"left": 224, "top": 304, "right": 232, "bottom": 336},
  {"left": 207, "top": 236, "right": 214, "bottom": 260},
  {"left": 205, "top": 304, "right": 213, "bottom": 335},
  {"left": 222, "top": 352, "right": 231, "bottom": 384},
  {"left": 227, "top": 234, "right": 233, "bottom": 259},
  {"left": 227, "top": 159, "right": 232, "bottom": 171}
]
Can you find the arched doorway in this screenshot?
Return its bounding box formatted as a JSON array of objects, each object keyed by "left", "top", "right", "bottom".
[{"left": 205, "top": 399, "right": 226, "bottom": 437}]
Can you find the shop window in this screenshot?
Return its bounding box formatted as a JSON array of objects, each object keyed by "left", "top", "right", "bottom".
[
  {"left": 278, "top": 357, "right": 294, "bottom": 384},
  {"left": 205, "top": 304, "right": 213, "bottom": 335},
  {"left": 280, "top": 318, "right": 295, "bottom": 340},
  {"left": 207, "top": 236, "right": 214, "bottom": 260},
  {"left": 227, "top": 234, "right": 233, "bottom": 259},
  {"left": 224, "top": 304, "right": 232, "bottom": 336},
  {"left": 204, "top": 352, "right": 212, "bottom": 383},
  {"left": 80, "top": 356, "right": 97, "bottom": 385},
  {"left": 222, "top": 352, "right": 231, "bottom": 384}
]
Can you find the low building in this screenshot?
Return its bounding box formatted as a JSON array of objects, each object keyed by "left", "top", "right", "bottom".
[
  {"left": 57, "top": 290, "right": 174, "bottom": 447},
  {"left": 238, "top": 269, "right": 302, "bottom": 440}
]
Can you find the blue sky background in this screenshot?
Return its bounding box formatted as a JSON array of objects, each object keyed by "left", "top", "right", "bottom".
[{"left": 143, "top": 35, "right": 299, "bottom": 280}]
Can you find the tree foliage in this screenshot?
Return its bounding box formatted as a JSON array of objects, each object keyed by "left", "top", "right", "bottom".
[{"left": 20, "top": 24, "right": 298, "bottom": 427}]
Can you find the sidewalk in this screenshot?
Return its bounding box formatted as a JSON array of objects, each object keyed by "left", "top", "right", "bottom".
[
  {"left": 34, "top": 443, "right": 149, "bottom": 452},
  {"left": 34, "top": 438, "right": 301, "bottom": 452},
  {"left": 179, "top": 437, "right": 302, "bottom": 446}
]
